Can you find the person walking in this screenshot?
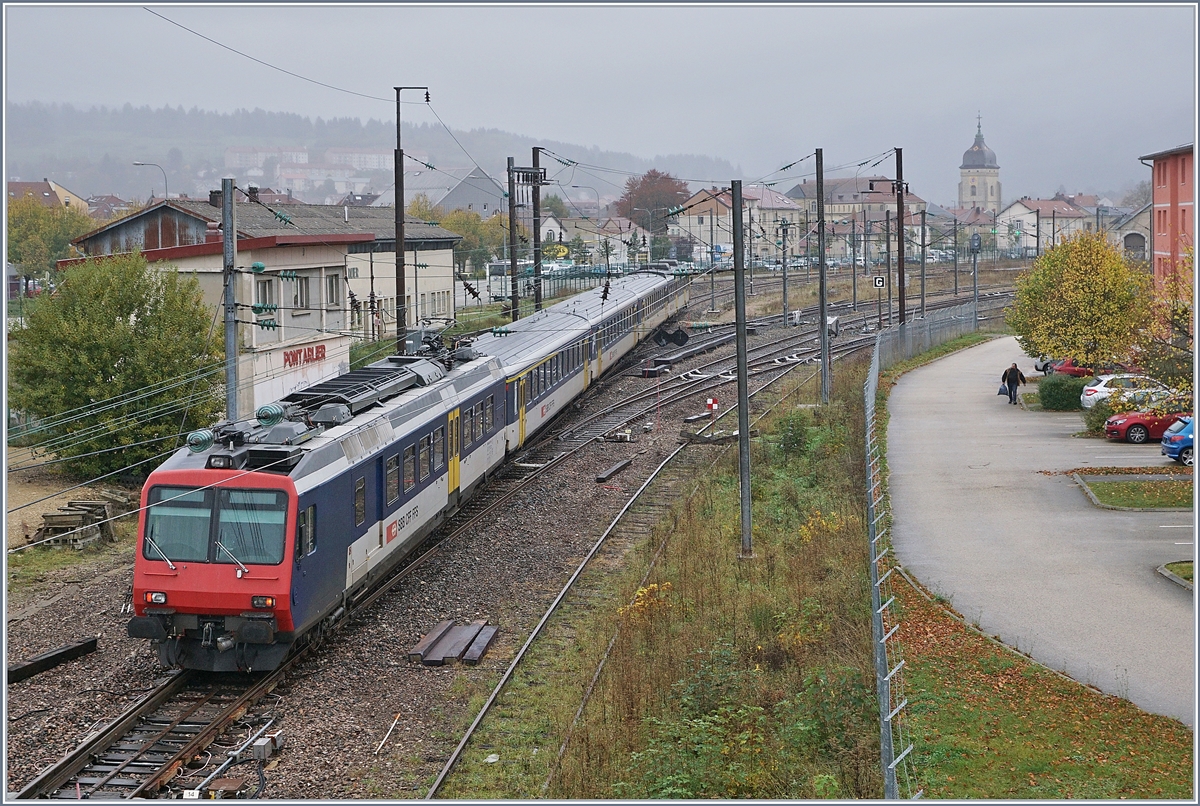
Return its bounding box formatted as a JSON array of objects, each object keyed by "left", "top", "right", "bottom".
[{"left": 1001, "top": 362, "right": 1026, "bottom": 405}]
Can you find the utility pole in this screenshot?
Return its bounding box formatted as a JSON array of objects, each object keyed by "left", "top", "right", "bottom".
[
  {"left": 708, "top": 206, "right": 717, "bottom": 313},
  {"left": 1036, "top": 208, "right": 1041, "bottom": 257},
  {"left": 779, "top": 218, "right": 790, "bottom": 323},
  {"left": 885, "top": 210, "right": 893, "bottom": 326},
  {"left": 817, "top": 149, "right": 831, "bottom": 404},
  {"left": 1051, "top": 208, "right": 1056, "bottom": 252},
  {"left": 394, "top": 88, "right": 406, "bottom": 352},
  {"left": 222, "top": 177, "right": 238, "bottom": 421},
  {"left": 532, "top": 147, "right": 543, "bottom": 311},
  {"left": 920, "top": 208, "right": 927, "bottom": 318},
  {"left": 507, "top": 156, "right": 519, "bottom": 321},
  {"left": 851, "top": 214, "right": 858, "bottom": 311},
  {"left": 731, "top": 180, "right": 753, "bottom": 559},
  {"left": 895, "top": 147, "right": 906, "bottom": 325},
  {"left": 953, "top": 218, "right": 959, "bottom": 295}
]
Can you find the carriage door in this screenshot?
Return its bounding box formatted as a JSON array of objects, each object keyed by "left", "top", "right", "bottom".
[
  {"left": 448, "top": 409, "right": 460, "bottom": 494},
  {"left": 517, "top": 376, "right": 528, "bottom": 447}
]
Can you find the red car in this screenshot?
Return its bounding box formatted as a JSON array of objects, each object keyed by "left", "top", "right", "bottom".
[
  {"left": 1105, "top": 410, "right": 1191, "bottom": 444},
  {"left": 1052, "top": 358, "right": 1142, "bottom": 377}
]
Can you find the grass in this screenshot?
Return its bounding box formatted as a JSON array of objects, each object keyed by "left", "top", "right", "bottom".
[
  {"left": 899, "top": 579, "right": 1194, "bottom": 798},
  {"left": 6, "top": 517, "right": 137, "bottom": 589},
  {"left": 1165, "top": 561, "right": 1193, "bottom": 583},
  {"left": 436, "top": 359, "right": 883, "bottom": 799},
  {"left": 1087, "top": 480, "right": 1193, "bottom": 509}
]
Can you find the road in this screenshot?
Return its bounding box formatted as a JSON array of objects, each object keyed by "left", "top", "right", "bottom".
[{"left": 888, "top": 335, "right": 1195, "bottom": 725}]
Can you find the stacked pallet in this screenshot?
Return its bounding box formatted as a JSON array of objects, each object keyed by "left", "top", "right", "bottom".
[{"left": 32, "top": 501, "right": 115, "bottom": 549}]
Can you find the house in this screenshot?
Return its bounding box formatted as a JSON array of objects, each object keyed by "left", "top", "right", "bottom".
[
  {"left": 1139, "top": 143, "right": 1193, "bottom": 282},
  {"left": 325, "top": 148, "right": 394, "bottom": 172},
  {"left": 371, "top": 167, "right": 507, "bottom": 216},
  {"left": 1104, "top": 203, "right": 1152, "bottom": 262},
  {"left": 337, "top": 191, "right": 381, "bottom": 207},
  {"left": 7, "top": 178, "right": 88, "bottom": 211},
  {"left": 86, "top": 194, "right": 136, "bottom": 221},
  {"left": 996, "top": 197, "right": 1088, "bottom": 253},
  {"left": 62, "top": 190, "right": 461, "bottom": 416}
]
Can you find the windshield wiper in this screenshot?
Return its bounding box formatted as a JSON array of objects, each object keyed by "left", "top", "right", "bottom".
[
  {"left": 216, "top": 540, "right": 250, "bottom": 576},
  {"left": 145, "top": 528, "right": 176, "bottom": 570}
]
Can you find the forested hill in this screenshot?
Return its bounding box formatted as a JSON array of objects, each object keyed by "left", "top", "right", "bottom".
[{"left": 5, "top": 101, "right": 744, "bottom": 202}]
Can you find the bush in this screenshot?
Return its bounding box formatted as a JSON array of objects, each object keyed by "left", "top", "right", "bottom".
[
  {"left": 1039, "top": 374, "right": 1088, "bottom": 410},
  {"left": 1082, "top": 399, "right": 1114, "bottom": 433}
]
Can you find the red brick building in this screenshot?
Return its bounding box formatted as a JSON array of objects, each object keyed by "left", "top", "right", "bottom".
[{"left": 1139, "top": 143, "right": 1193, "bottom": 282}]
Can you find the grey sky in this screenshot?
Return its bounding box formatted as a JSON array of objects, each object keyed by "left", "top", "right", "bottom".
[{"left": 4, "top": 3, "right": 1196, "bottom": 205}]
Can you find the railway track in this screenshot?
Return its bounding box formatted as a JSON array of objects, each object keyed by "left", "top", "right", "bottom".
[{"left": 15, "top": 668, "right": 288, "bottom": 799}]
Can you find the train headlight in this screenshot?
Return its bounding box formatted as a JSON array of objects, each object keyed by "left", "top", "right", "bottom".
[
  {"left": 144, "top": 592, "right": 167, "bottom": 605},
  {"left": 251, "top": 596, "right": 276, "bottom": 609},
  {"left": 207, "top": 455, "right": 234, "bottom": 469}
]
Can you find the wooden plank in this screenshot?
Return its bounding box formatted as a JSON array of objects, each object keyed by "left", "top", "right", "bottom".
[
  {"left": 406, "top": 620, "right": 454, "bottom": 663},
  {"left": 8, "top": 637, "right": 99, "bottom": 684},
  {"left": 596, "top": 459, "right": 633, "bottom": 483},
  {"left": 461, "top": 626, "right": 498, "bottom": 666},
  {"left": 423, "top": 620, "right": 486, "bottom": 666}
]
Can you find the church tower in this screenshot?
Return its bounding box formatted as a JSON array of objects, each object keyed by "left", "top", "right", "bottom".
[{"left": 958, "top": 117, "right": 1001, "bottom": 214}]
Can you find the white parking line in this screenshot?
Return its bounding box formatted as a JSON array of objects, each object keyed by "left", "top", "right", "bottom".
[
  {"left": 1173, "top": 542, "right": 1193, "bottom": 545},
  {"left": 1159, "top": 525, "right": 1193, "bottom": 528}
]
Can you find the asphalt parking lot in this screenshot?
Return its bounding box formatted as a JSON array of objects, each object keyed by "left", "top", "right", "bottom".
[{"left": 888, "top": 335, "right": 1194, "bottom": 726}]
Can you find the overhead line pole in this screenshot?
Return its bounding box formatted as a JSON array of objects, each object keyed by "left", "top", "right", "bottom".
[
  {"left": 895, "top": 147, "right": 906, "bottom": 326},
  {"left": 532, "top": 147, "right": 543, "bottom": 311},
  {"left": 508, "top": 156, "right": 519, "bottom": 321},
  {"left": 817, "top": 148, "right": 831, "bottom": 404},
  {"left": 222, "top": 176, "right": 238, "bottom": 421},
  {"left": 731, "top": 180, "right": 753, "bottom": 559}
]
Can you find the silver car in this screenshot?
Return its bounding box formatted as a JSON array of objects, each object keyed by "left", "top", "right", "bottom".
[{"left": 1080, "top": 374, "right": 1170, "bottom": 409}]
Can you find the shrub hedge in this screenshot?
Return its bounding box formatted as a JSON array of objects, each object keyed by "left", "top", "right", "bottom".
[
  {"left": 1039, "top": 374, "right": 1088, "bottom": 410},
  {"left": 1082, "top": 399, "right": 1114, "bottom": 433}
]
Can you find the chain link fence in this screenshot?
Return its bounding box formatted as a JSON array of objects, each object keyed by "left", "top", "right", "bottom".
[{"left": 865, "top": 301, "right": 978, "bottom": 798}]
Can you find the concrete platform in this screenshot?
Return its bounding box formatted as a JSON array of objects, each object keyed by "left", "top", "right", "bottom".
[{"left": 887, "top": 335, "right": 1195, "bottom": 725}]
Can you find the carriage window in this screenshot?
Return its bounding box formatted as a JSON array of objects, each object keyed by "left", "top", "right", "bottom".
[
  {"left": 216, "top": 489, "right": 288, "bottom": 565},
  {"left": 419, "top": 435, "right": 431, "bottom": 480},
  {"left": 143, "top": 486, "right": 211, "bottom": 563},
  {"left": 354, "top": 478, "right": 366, "bottom": 526},
  {"left": 296, "top": 504, "right": 316, "bottom": 557},
  {"left": 464, "top": 406, "right": 475, "bottom": 446},
  {"left": 403, "top": 446, "right": 416, "bottom": 491},
  {"left": 475, "top": 404, "right": 485, "bottom": 438},
  {"left": 484, "top": 396, "right": 494, "bottom": 432},
  {"left": 386, "top": 455, "right": 400, "bottom": 503},
  {"left": 433, "top": 427, "right": 445, "bottom": 469}
]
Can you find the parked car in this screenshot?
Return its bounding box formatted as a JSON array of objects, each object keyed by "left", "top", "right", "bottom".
[
  {"left": 1033, "top": 356, "right": 1057, "bottom": 374},
  {"left": 1080, "top": 374, "right": 1171, "bottom": 409},
  {"left": 1161, "top": 417, "right": 1194, "bottom": 466},
  {"left": 1105, "top": 410, "right": 1190, "bottom": 444},
  {"left": 1049, "top": 357, "right": 1142, "bottom": 377}
]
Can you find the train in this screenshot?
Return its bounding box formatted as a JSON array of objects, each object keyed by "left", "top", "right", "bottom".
[{"left": 127, "top": 271, "right": 690, "bottom": 672}]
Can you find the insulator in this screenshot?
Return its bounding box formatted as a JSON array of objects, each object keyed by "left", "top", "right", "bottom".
[
  {"left": 256, "top": 402, "right": 286, "bottom": 427},
  {"left": 186, "top": 429, "right": 215, "bottom": 453}
]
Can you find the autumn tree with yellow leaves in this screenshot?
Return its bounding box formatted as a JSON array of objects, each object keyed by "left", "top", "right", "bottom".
[{"left": 1007, "top": 231, "right": 1152, "bottom": 368}]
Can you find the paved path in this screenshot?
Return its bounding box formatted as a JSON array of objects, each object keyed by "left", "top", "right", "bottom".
[{"left": 888, "top": 335, "right": 1195, "bottom": 726}]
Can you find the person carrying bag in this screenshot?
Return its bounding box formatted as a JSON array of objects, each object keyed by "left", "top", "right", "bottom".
[{"left": 1001, "top": 363, "right": 1026, "bottom": 405}]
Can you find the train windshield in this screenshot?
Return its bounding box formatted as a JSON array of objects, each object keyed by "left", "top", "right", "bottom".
[{"left": 143, "top": 486, "right": 288, "bottom": 566}]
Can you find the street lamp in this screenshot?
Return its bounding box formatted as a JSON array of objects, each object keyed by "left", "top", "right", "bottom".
[{"left": 133, "top": 161, "right": 167, "bottom": 201}]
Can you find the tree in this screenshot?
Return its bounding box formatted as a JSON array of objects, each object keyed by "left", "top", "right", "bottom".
[
  {"left": 1006, "top": 231, "right": 1151, "bottom": 368},
  {"left": 406, "top": 193, "right": 443, "bottom": 222},
  {"left": 7, "top": 252, "right": 223, "bottom": 479},
  {"left": 568, "top": 235, "right": 590, "bottom": 264},
  {"left": 1134, "top": 245, "right": 1193, "bottom": 399},
  {"left": 542, "top": 241, "right": 569, "bottom": 261},
  {"left": 6, "top": 195, "right": 97, "bottom": 277},
  {"left": 542, "top": 194, "right": 569, "bottom": 220},
  {"left": 617, "top": 170, "right": 690, "bottom": 235},
  {"left": 1121, "top": 180, "right": 1152, "bottom": 209}
]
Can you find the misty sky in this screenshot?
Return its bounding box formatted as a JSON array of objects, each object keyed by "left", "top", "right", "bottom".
[{"left": 4, "top": 3, "right": 1196, "bottom": 206}]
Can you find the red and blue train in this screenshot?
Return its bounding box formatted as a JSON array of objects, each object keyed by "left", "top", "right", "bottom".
[{"left": 128, "top": 272, "right": 689, "bottom": 671}]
